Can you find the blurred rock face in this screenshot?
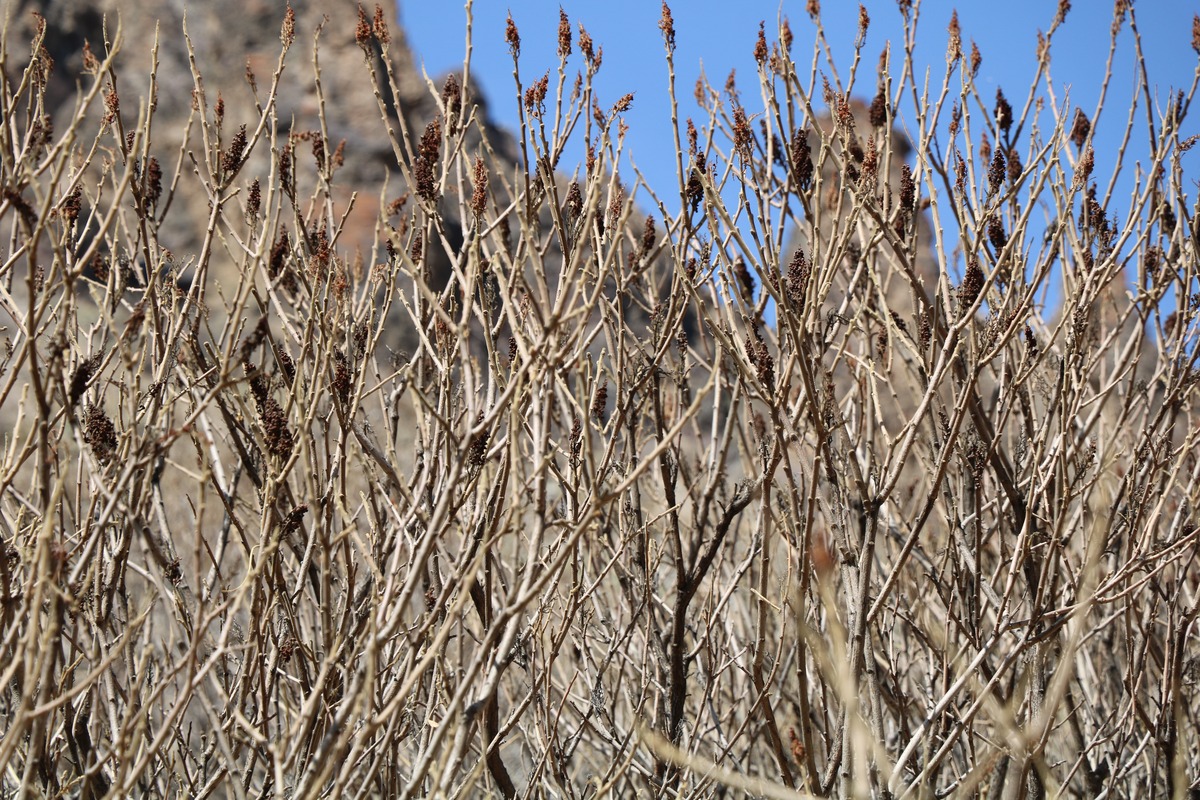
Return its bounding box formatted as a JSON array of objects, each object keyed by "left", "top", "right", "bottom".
[
  {"left": 5, "top": 0, "right": 521, "bottom": 351},
  {"left": 12, "top": 0, "right": 421, "bottom": 216},
  {"left": 22, "top": 0, "right": 425, "bottom": 156}
]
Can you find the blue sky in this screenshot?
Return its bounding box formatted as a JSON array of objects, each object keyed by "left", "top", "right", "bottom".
[
  {"left": 401, "top": 1, "right": 1196, "bottom": 194},
  {"left": 399, "top": 2, "right": 1198, "bottom": 315}
]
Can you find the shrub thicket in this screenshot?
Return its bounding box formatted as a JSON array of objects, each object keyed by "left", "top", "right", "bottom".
[{"left": 1, "top": 2, "right": 1198, "bottom": 797}]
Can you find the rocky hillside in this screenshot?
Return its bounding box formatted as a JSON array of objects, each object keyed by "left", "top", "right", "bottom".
[{"left": 6, "top": 0, "right": 523, "bottom": 351}]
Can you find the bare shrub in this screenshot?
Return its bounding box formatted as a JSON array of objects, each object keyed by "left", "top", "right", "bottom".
[{"left": 1, "top": 3, "right": 1198, "bottom": 797}]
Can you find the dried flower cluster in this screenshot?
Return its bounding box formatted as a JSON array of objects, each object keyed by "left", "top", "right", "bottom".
[{"left": 414, "top": 117, "right": 441, "bottom": 202}]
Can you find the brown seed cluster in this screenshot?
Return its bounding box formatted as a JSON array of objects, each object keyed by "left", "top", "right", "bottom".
[
  {"left": 1070, "top": 109, "right": 1091, "bottom": 148},
  {"left": 687, "top": 153, "right": 706, "bottom": 214},
  {"left": 62, "top": 185, "right": 82, "bottom": 223},
  {"left": 733, "top": 106, "right": 752, "bottom": 158},
  {"left": 247, "top": 364, "right": 294, "bottom": 461},
  {"left": 281, "top": 504, "right": 308, "bottom": 539},
  {"left": 607, "top": 185, "right": 624, "bottom": 230},
  {"left": 471, "top": 157, "right": 488, "bottom": 222},
  {"left": 918, "top": 311, "right": 932, "bottom": 351},
  {"left": 355, "top": 5, "right": 372, "bottom": 51},
  {"left": 579, "top": 24, "right": 596, "bottom": 68},
  {"left": 89, "top": 253, "right": 110, "bottom": 284},
  {"left": 899, "top": 164, "right": 916, "bottom": 216},
  {"left": 1075, "top": 146, "right": 1094, "bottom": 188},
  {"left": 785, "top": 248, "right": 810, "bottom": 311},
  {"left": 789, "top": 727, "right": 806, "bottom": 763},
  {"left": 557, "top": 8, "right": 572, "bottom": 58},
  {"left": 1079, "top": 185, "right": 1114, "bottom": 249},
  {"left": 372, "top": 5, "right": 390, "bottom": 46},
  {"left": 659, "top": 3, "right": 676, "bottom": 56},
  {"left": 525, "top": 74, "right": 549, "bottom": 119},
  {"left": 754, "top": 23, "right": 768, "bottom": 65},
  {"left": 30, "top": 116, "right": 53, "bottom": 154},
  {"left": 144, "top": 155, "right": 163, "bottom": 206},
  {"left": 568, "top": 416, "right": 582, "bottom": 467},
  {"left": 988, "top": 148, "right": 1006, "bottom": 194},
  {"left": 29, "top": 14, "right": 53, "bottom": 89},
  {"left": 278, "top": 143, "right": 293, "bottom": 193},
  {"left": 103, "top": 85, "right": 119, "bottom": 126},
  {"left": 1037, "top": 31, "right": 1049, "bottom": 66},
  {"left": 332, "top": 351, "right": 352, "bottom": 405},
  {"left": 591, "top": 380, "right": 608, "bottom": 421},
  {"left": 994, "top": 89, "right": 1013, "bottom": 136},
  {"left": 81, "top": 40, "right": 100, "bottom": 75},
  {"left": 414, "top": 118, "right": 441, "bottom": 202},
  {"left": 276, "top": 345, "right": 296, "bottom": 386},
  {"left": 442, "top": 74, "right": 461, "bottom": 131},
  {"left": 638, "top": 216, "right": 656, "bottom": 262},
  {"left": 269, "top": 228, "right": 297, "bottom": 293},
  {"left": 222, "top": 124, "right": 247, "bottom": 176},
  {"left": 69, "top": 354, "right": 103, "bottom": 407},
  {"left": 247, "top": 178, "right": 261, "bottom": 220},
  {"left": 280, "top": 3, "right": 295, "bottom": 48},
  {"left": 164, "top": 558, "right": 183, "bottom": 587},
  {"left": 988, "top": 217, "right": 1007, "bottom": 252},
  {"left": 352, "top": 320, "right": 369, "bottom": 360},
  {"left": 564, "top": 180, "right": 582, "bottom": 223},
  {"left": 1057, "top": 0, "right": 1071, "bottom": 25},
  {"left": 83, "top": 403, "right": 118, "bottom": 463},
  {"left": 505, "top": 14, "right": 520, "bottom": 59},
  {"left": 410, "top": 230, "right": 424, "bottom": 263},
  {"left": 860, "top": 135, "right": 878, "bottom": 187},
  {"left": 960, "top": 255, "right": 984, "bottom": 308},
  {"left": 790, "top": 128, "right": 813, "bottom": 189},
  {"left": 869, "top": 91, "right": 887, "bottom": 128},
  {"left": 310, "top": 131, "right": 326, "bottom": 172},
  {"left": 946, "top": 11, "right": 962, "bottom": 63},
  {"left": 745, "top": 327, "right": 775, "bottom": 388},
  {"left": 468, "top": 412, "right": 490, "bottom": 467},
  {"left": 309, "top": 225, "right": 331, "bottom": 278}
]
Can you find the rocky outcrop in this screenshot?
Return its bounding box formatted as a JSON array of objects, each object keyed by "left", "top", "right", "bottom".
[{"left": 4, "top": 0, "right": 523, "bottom": 351}]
